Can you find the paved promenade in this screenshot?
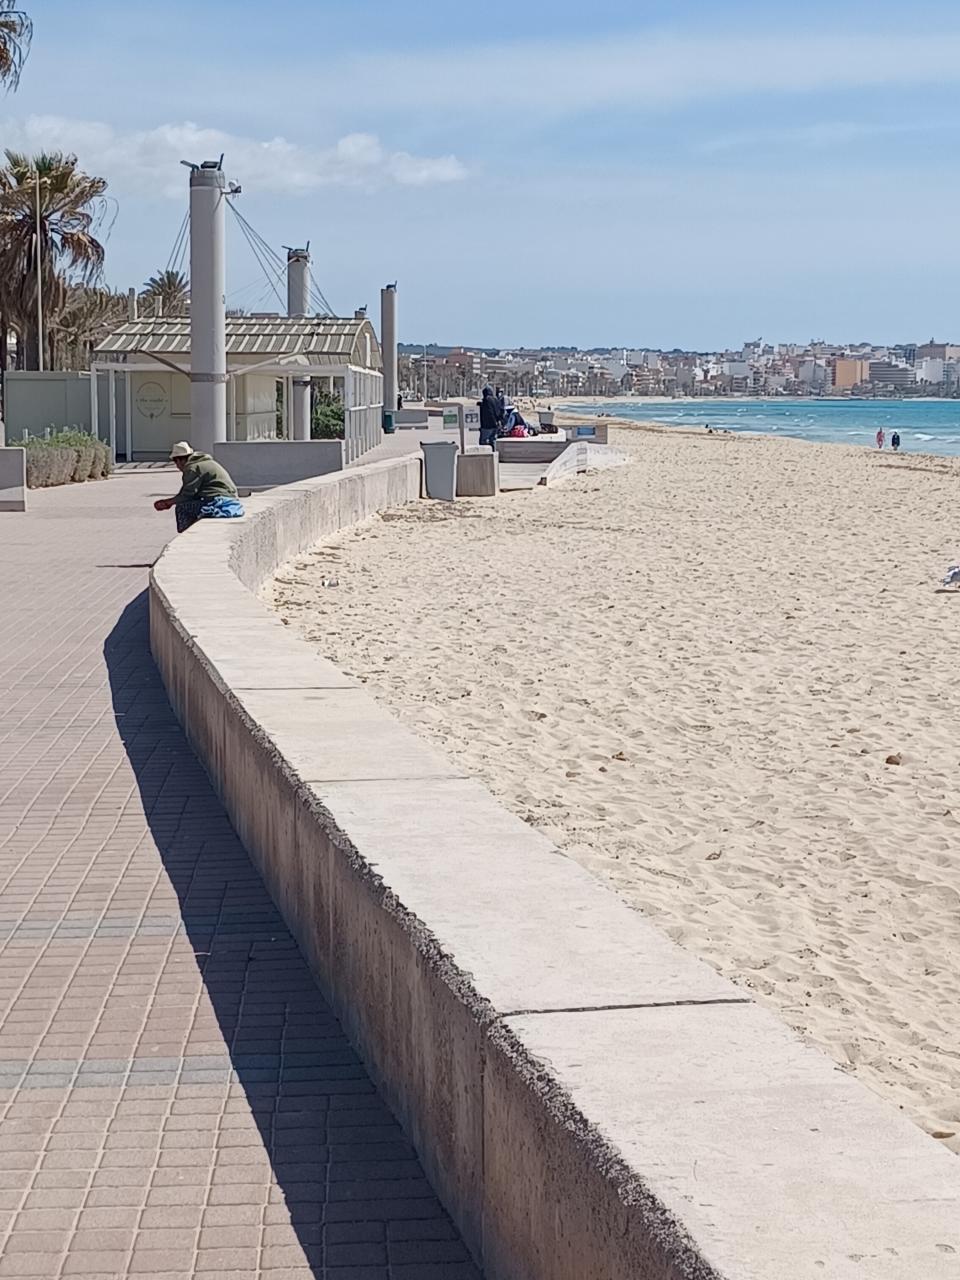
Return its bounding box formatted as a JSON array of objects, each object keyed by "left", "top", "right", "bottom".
[{"left": 0, "top": 473, "right": 479, "bottom": 1279}]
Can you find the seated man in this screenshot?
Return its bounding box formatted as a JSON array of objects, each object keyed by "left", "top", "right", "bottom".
[{"left": 154, "top": 441, "right": 244, "bottom": 533}]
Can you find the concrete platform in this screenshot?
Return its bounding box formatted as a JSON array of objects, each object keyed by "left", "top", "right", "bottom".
[{"left": 0, "top": 445, "right": 26, "bottom": 511}]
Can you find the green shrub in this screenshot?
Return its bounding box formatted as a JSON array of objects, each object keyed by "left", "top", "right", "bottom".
[
  {"left": 311, "top": 389, "right": 345, "bottom": 440},
  {"left": 23, "top": 443, "right": 74, "bottom": 488},
  {"left": 21, "top": 428, "right": 114, "bottom": 489}
]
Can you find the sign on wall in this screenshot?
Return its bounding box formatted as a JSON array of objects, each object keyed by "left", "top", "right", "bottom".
[{"left": 136, "top": 381, "right": 169, "bottom": 420}]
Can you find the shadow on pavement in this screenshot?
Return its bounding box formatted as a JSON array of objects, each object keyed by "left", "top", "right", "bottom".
[{"left": 103, "top": 591, "right": 479, "bottom": 1278}]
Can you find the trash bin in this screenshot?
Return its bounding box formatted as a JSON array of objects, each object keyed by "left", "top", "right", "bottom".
[
  {"left": 383, "top": 411, "right": 396, "bottom": 434},
  {"left": 421, "top": 440, "right": 460, "bottom": 501}
]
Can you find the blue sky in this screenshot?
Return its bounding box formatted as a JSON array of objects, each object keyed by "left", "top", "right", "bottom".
[{"left": 5, "top": 0, "right": 960, "bottom": 348}]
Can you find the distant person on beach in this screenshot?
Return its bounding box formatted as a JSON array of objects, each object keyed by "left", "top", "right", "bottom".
[
  {"left": 876, "top": 428, "right": 885, "bottom": 450},
  {"left": 478, "top": 386, "right": 502, "bottom": 450},
  {"left": 892, "top": 431, "right": 901, "bottom": 453}
]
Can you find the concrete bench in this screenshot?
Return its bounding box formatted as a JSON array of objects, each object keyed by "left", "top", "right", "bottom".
[{"left": 0, "top": 447, "right": 27, "bottom": 512}]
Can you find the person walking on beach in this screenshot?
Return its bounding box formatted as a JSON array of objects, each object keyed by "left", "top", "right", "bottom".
[
  {"left": 478, "top": 385, "right": 502, "bottom": 451},
  {"left": 876, "top": 428, "right": 885, "bottom": 450},
  {"left": 891, "top": 431, "right": 901, "bottom": 453}
]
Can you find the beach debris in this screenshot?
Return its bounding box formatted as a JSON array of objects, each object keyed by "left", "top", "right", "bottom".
[
  {"left": 885, "top": 753, "right": 903, "bottom": 766},
  {"left": 931, "top": 1131, "right": 956, "bottom": 1141},
  {"left": 612, "top": 750, "right": 629, "bottom": 762},
  {"left": 320, "top": 577, "right": 340, "bottom": 588}
]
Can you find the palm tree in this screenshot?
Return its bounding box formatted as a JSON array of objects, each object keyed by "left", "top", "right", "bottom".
[
  {"left": 0, "top": 150, "right": 108, "bottom": 369},
  {"left": 0, "top": 2, "right": 31, "bottom": 90},
  {"left": 141, "top": 268, "right": 188, "bottom": 317},
  {"left": 50, "top": 284, "right": 127, "bottom": 370}
]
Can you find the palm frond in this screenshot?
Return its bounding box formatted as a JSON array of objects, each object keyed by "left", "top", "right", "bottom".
[{"left": 0, "top": 3, "right": 32, "bottom": 91}]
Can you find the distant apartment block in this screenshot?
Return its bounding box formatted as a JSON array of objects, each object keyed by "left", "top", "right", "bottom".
[
  {"left": 869, "top": 361, "right": 916, "bottom": 389},
  {"left": 832, "top": 357, "right": 871, "bottom": 390}
]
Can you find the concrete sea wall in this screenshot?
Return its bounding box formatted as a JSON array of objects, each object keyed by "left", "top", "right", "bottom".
[
  {"left": 213, "top": 440, "right": 345, "bottom": 488},
  {"left": 149, "top": 458, "right": 960, "bottom": 1279},
  {"left": 0, "top": 447, "right": 27, "bottom": 511}
]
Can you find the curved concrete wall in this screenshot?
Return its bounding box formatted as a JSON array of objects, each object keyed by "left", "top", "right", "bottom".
[{"left": 149, "top": 460, "right": 960, "bottom": 1280}]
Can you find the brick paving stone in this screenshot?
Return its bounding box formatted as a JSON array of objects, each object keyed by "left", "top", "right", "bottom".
[
  {"left": 0, "top": 478, "right": 481, "bottom": 1278},
  {"left": 327, "top": 1241, "right": 389, "bottom": 1266},
  {"left": 389, "top": 1239, "right": 473, "bottom": 1265}
]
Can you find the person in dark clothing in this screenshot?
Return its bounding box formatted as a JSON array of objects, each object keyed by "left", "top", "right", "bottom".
[
  {"left": 495, "top": 386, "right": 506, "bottom": 419},
  {"left": 154, "top": 441, "right": 244, "bottom": 533},
  {"left": 478, "top": 385, "right": 502, "bottom": 450},
  {"left": 891, "top": 431, "right": 901, "bottom": 453}
]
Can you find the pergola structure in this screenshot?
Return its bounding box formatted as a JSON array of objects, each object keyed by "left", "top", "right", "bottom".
[{"left": 91, "top": 315, "right": 384, "bottom": 464}]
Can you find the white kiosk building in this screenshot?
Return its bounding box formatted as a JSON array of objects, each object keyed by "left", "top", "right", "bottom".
[{"left": 90, "top": 313, "right": 383, "bottom": 465}]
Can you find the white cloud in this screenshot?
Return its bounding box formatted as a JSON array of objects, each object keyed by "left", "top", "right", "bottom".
[{"left": 0, "top": 116, "right": 467, "bottom": 196}]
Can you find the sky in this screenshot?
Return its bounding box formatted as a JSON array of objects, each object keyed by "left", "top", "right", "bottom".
[{"left": 4, "top": 0, "right": 960, "bottom": 349}]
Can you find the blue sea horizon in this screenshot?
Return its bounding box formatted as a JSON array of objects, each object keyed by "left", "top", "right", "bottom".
[{"left": 563, "top": 397, "right": 960, "bottom": 457}]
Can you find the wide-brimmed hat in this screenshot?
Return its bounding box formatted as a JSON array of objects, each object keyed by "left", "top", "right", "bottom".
[{"left": 169, "top": 441, "right": 192, "bottom": 459}]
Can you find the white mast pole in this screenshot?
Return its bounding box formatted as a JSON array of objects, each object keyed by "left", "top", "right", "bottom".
[
  {"left": 286, "top": 247, "right": 311, "bottom": 440},
  {"left": 188, "top": 160, "right": 228, "bottom": 454},
  {"left": 380, "top": 284, "right": 397, "bottom": 422}
]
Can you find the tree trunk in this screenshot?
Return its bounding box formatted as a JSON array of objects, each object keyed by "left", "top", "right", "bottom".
[{"left": 21, "top": 330, "right": 39, "bottom": 371}]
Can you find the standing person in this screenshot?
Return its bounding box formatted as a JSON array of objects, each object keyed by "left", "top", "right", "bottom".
[
  {"left": 876, "top": 428, "right": 885, "bottom": 450},
  {"left": 891, "top": 431, "right": 901, "bottom": 453},
  {"left": 495, "top": 386, "right": 506, "bottom": 419},
  {"left": 478, "top": 386, "right": 502, "bottom": 451},
  {"left": 153, "top": 441, "right": 244, "bottom": 533}
]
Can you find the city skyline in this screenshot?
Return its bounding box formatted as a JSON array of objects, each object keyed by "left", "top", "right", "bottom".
[
  {"left": 4, "top": 1, "right": 960, "bottom": 347},
  {"left": 401, "top": 337, "right": 960, "bottom": 400}
]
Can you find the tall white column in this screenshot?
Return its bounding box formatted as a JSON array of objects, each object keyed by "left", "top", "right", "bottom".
[
  {"left": 189, "top": 163, "right": 227, "bottom": 454},
  {"left": 124, "top": 373, "right": 133, "bottom": 462},
  {"left": 287, "top": 248, "right": 311, "bottom": 441},
  {"left": 89, "top": 368, "right": 99, "bottom": 447},
  {"left": 124, "top": 373, "right": 133, "bottom": 463},
  {"left": 380, "top": 284, "right": 398, "bottom": 421},
  {"left": 107, "top": 367, "right": 116, "bottom": 456}
]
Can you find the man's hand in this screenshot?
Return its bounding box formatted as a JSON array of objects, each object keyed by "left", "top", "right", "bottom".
[{"left": 154, "top": 498, "right": 173, "bottom": 512}]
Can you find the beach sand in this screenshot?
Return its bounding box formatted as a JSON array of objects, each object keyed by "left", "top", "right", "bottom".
[{"left": 265, "top": 426, "right": 960, "bottom": 1152}]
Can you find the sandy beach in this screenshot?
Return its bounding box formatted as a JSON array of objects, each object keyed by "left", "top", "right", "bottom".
[{"left": 266, "top": 425, "right": 960, "bottom": 1152}]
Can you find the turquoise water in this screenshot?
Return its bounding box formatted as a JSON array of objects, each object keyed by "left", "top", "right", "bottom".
[{"left": 564, "top": 398, "right": 960, "bottom": 457}]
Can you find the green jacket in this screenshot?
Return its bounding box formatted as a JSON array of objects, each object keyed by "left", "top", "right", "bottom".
[{"left": 174, "top": 452, "right": 238, "bottom": 506}]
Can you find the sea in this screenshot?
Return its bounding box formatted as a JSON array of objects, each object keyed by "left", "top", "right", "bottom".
[{"left": 561, "top": 398, "right": 960, "bottom": 458}]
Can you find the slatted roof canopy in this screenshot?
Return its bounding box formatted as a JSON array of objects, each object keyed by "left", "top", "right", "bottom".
[{"left": 95, "top": 316, "right": 381, "bottom": 369}]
